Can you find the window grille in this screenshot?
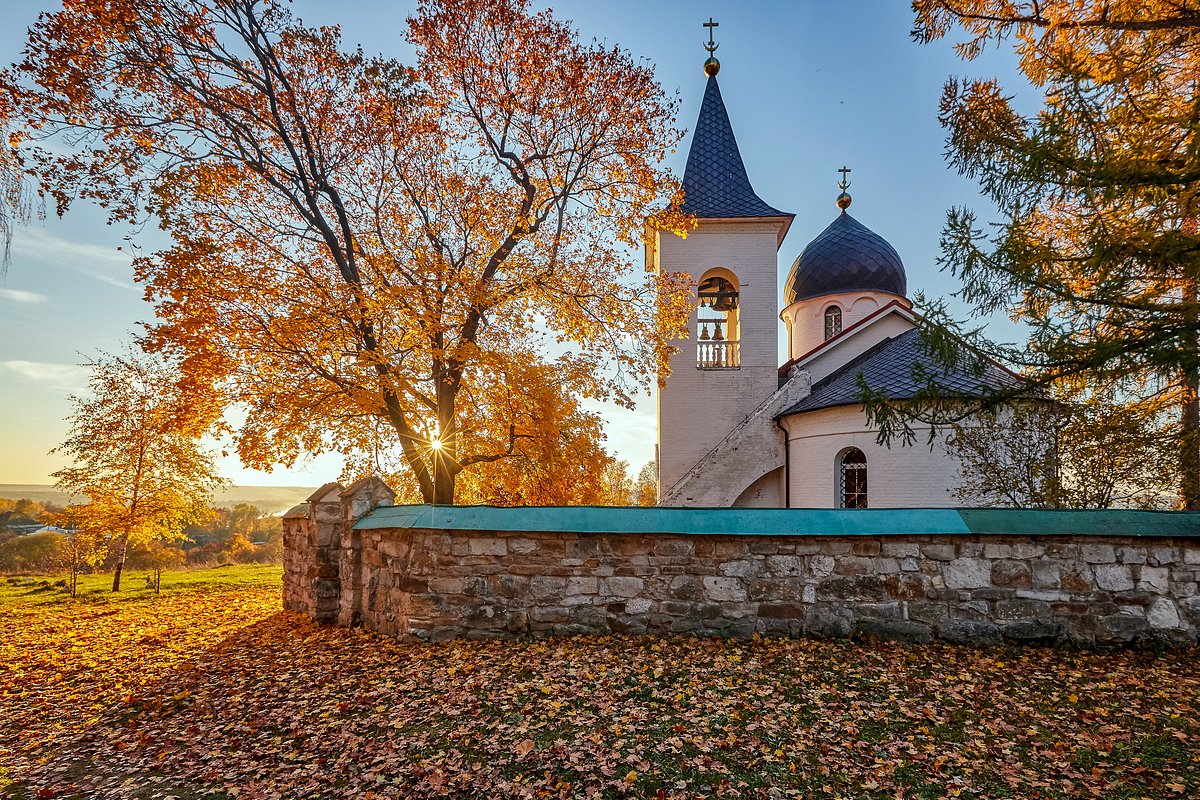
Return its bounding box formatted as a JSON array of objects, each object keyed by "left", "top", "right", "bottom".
[
  {"left": 824, "top": 306, "right": 842, "bottom": 340},
  {"left": 839, "top": 447, "right": 867, "bottom": 508}
]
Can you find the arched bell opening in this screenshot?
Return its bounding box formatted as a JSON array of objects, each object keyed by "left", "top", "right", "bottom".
[{"left": 697, "top": 268, "right": 740, "bottom": 369}]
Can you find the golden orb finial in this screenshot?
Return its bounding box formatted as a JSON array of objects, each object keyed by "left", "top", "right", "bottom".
[
  {"left": 702, "top": 18, "right": 720, "bottom": 76},
  {"left": 836, "top": 166, "right": 852, "bottom": 210}
]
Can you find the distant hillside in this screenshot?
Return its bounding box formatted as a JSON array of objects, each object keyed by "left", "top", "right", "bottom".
[{"left": 0, "top": 485, "right": 318, "bottom": 515}]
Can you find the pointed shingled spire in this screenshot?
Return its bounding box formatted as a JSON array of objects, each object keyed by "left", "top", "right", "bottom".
[{"left": 680, "top": 76, "right": 792, "bottom": 220}]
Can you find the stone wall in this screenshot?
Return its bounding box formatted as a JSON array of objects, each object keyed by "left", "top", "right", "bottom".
[{"left": 282, "top": 486, "right": 1200, "bottom": 648}]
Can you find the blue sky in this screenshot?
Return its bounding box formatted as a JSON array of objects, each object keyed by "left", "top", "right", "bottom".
[{"left": 0, "top": 1, "right": 1031, "bottom": 486}]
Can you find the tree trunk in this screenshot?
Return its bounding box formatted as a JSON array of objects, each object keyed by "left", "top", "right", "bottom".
[
  {"left": 111, "top": 534, "right": 129, "bottom": 592},
  {"left": 1183, "top": 275, "right": 1200, "bottom": 511},
  {"left": 433, "top": 456, "right": 456, "bottom": 505},
  {"left": 1183, "top": 367, "right": 1200, "bottom": 510}
]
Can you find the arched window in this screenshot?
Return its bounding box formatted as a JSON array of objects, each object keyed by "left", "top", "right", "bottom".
[
  {"left": 838, "top": 447, "right": 867, "bottom": 508},
  {"left": 824, "top": 305, "right": 842, "bottom": 340},
  {"left": 697, "top": 271, "right": 740, "bottom": 369}
]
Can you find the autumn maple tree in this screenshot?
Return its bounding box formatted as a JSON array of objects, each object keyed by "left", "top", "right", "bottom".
[
  {"left": 862, "top": 1, "right": 1200, "bottom": 508},
  {"left": 52, "top": 351, "right": 224, "bottom": 592},
  {"left": 6, "top": 0, "right": 690, "bottom": 504}
]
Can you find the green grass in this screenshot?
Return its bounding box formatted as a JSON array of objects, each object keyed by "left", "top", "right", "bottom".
[{"left": 0, "top": 563, "right": 282, "bottom": 606}]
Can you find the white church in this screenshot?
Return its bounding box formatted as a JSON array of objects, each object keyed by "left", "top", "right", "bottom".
[{"left": 652, "top": 51, "right": 1016, "bottom": 509}]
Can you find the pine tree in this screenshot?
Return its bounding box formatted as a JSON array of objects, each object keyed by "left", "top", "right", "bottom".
[{"left": 869, "top": 2, "right": 1200, "bottom": 508}]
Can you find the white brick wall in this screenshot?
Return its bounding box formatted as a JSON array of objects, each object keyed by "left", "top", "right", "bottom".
[
  {"left": 781, "top": 406, "right": 962, "bottom": 508},
  {"left": 656, "top": 220, "right": 788, "bottom": 496},
  {"left": 795, "top": 311, "right": 916, "bottom": 384}
]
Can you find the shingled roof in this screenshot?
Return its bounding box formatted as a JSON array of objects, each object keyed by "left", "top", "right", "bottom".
[
  {"left": 778, "top": 328, "right": 1023, "bottom": 417},
  {"left": 680, "top": 76, "right": 792, "bottom": 220}
]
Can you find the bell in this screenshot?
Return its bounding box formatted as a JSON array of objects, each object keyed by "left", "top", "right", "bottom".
[
  {"left": 699, "top": 324, "right": 710, "bottom": 341},
  {"left": 713, "top": 321, "right": 724, "bottom": 341}
]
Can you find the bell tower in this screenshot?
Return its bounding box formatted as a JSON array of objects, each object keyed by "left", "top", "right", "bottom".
[{"left": 652, "top": 28, "right": 793, "bottom": 503}]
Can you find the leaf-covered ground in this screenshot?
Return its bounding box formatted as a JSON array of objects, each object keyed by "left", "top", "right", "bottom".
[{"left": 2, "top": 569, "right": 1198, "bottom": 799}]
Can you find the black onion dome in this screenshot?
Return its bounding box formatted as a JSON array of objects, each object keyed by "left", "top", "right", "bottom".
[{"left": 785, "top": 211, "right": 907, "bottom": 304}]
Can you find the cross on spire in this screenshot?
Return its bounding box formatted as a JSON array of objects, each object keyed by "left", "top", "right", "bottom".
[
  {"left": 704, "top": 18, "right": 719, "bottom": 54},
  {"left": 837, "top": 166, "right": 852, "bottom": 192}
]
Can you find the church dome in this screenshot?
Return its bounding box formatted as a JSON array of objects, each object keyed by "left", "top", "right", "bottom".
[{"left": 785, "top": 211, "right": 907, "bottom": 304}]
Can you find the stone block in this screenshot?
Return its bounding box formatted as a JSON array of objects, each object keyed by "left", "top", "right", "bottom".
[
  {"left": 882, "top": 541, "right": 920, "bottom": 558},
  {"left": 938, "top": 619, "right": 1002, "bottom": 646},
  {"left": 959, "top": 542, "right": 984, "bottom": 558},
  {"left": 1152, "top": 547, "right": 1180, "bottom": 565},
  {"left": 802, "top": 584, "right": 816, "bottom": 604},
  {"left": 944, "top": 559, "right": 991, "bottom": 590},
  {"left": 1117, "top": 546, "right": 1147, "bottom": 565},
  {"left": 428, "top": 577, "right": 467, "bottom": 594},
  {"left": 907, "top": 602, "right": 949, "bottom": 626},
  {"left": 1031, "top": 560, "right": 1060, "bottom": 589},
  {"left": 853, "top": 618, "right": 933, "bottom": 643},
  {"left": 1001, "top": 622, "right": 1061, "bottom": 643},
  {"left": 509, "top": 538, "right": 538, "bottom": 555},
  {"left": 1011, "top": 543, "right": 1045, "bottom": 559},
  {"left": 652, "top": 538, "right": 692, "bottom": 557},
  {"left": 884, "top": 574, "right": 924, "bottom": 600},
  {"left": 835, "top": 557, "right": 874, "bottom": 576},
  {"left": 1181, "top": 595, "right": 1200, "bottom": 625},
  {"left": 818, "top": 575, "right": 887, "bottom": 602},
  {"left": 874, "top": 558, "right": 901, "bottom": 575},
  {"left": 1094, "top": 564, "right": 1134, "bottom": 592},
  {"left": 922, "top": 543, "right": 956, "bottom": 562},
  {"left": 720, "top": 559, "right": 762, "bottom": 578},
  {"left": 808, "top": 554, "right": 835, "bottom": 577},
  {"left": 995, "top": 598, "right": 1047, "bottom": 622},
  {"left": 1081, "top": 544, "right": 1117, "bottom": 564},
  {"left": 530, "top": 576, "right": 567, "bottom": 599},
  {"left": 661, "top": 600, "right": 693, "bottom": 616},
  {"left": 766, "top": 555, "right": 804, "bottom": 576},
  {"left": 567, "top": 538, "right": 601, "bottom": 558},
  {"left": 1060, "top": 564, "right": 1094, "bottom": 593},
  {"left": 992, "top": 560, "right": 1032, "bottom": 588},
  {"left": 602, "top": 577, "right": 644, "bottom": 598},
  {"left": 806, "top": 605, "right": 853, "bottom": 638},
  {"left": 900, "top": 557, "right": 920, "bottom": 572},
  {"left": 669, "top": 575, "right": 704, "bottom": 601},
  {"left": 625, "top": 597, "right": 654, "bottom": 615},
  {"left": 1098, "top": 613, "right": 1148, "bottom": 640},
  {"left": 1014, "top": 588, "right": 1068, "bottom": 601},
  {"left": 856, "top": 601, "right": 902, "bottom": 619},
  {"left": 1045, "top": 543, "right": 1079, "bottom": 559},
  {"left": 851, "top": 540, "right": 881, "bottom": 556},
  {"left": 467, "top": 537, "right": 507, "bottom": 556},
  {"left": 704, "top": 576, "right": 747, "bottom": 602},
  {"left": 1138, "top": 566, "right": 1170, "bottom": 593},
  {"left": 983, "top": 543, "right": 1013, "bottom": 559},
  {"left": 1147, "top": 598, "right": 1182, "bottom": 629},
  {"left": 1183, "top": 547, "right": 1200, "bottom": 565},
  {"left": 759, "top": 602, "right": 805, "bottom": 619},
  {"left": 566, "top": 576, "right": 598, "bottom": 595}
]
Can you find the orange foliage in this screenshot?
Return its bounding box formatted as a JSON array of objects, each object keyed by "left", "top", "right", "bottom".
[
  {"left": 3, "top": 585, "right": 1200, "bottom": 797},
  {"left": 7, "top": 0, "right": 693, "bottom": 503}
]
